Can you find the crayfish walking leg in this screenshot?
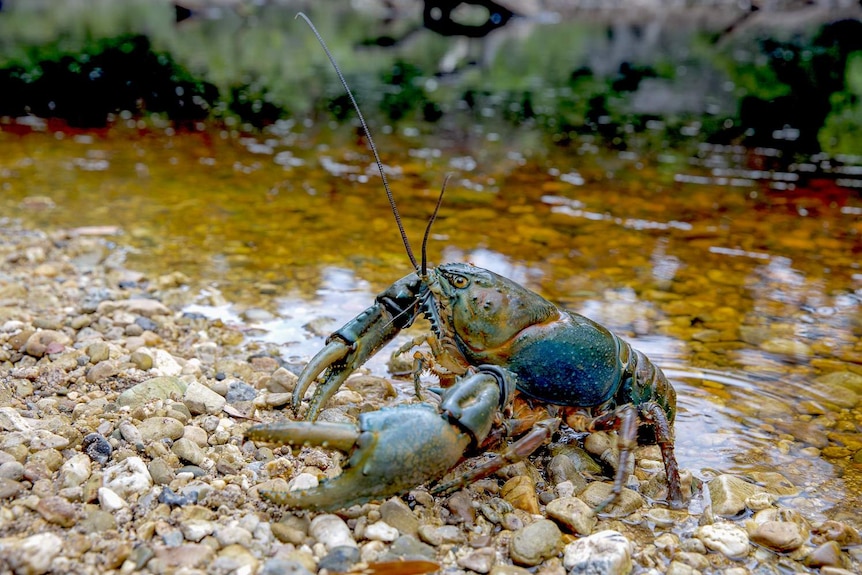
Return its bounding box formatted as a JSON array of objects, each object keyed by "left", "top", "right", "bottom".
[{"left": 569, "top": 401, "right": 683, "bottom": 512}]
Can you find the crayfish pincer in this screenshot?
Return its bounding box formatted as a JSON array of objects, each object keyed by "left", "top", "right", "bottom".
[{"left": 245, "top": 13, "right": 685, "bottom": 513}]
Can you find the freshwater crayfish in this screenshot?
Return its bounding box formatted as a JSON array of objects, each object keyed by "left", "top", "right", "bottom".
[{"left": 246, "top": 13, "right": 684, "bottom": 513}]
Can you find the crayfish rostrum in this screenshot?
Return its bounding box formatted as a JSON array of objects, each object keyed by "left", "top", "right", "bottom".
[{"left": 246, "top": 13, "right": 685, "bottom": 513}]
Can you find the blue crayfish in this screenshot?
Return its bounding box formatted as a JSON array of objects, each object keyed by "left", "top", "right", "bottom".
[{"left": 246, "top": 13, "right": 684, "bottom": 513}]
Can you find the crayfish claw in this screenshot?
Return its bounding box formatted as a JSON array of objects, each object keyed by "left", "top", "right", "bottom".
[
  {"left": 291, "top": 339, "right": 351, "bottom": 417},
  {"left": 246, "top": 420, "right": 360, "bottom": 452},
  {"left": 247, "top": 404, "right": 472, "bottom": 511}
]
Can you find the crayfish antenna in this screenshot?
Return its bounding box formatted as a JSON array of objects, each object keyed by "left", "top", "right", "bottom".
[
  {"left": 421, "top": 174, "right": 450, "bottom": 278},
  {"left": 295, "top": 12, "right": 419, "bottom": 271}
]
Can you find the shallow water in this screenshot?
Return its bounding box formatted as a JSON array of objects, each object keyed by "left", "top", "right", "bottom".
[{"left": 2, "top": 114, "right": 862, "bottom": 528}]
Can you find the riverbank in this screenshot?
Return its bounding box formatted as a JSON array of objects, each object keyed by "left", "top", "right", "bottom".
[{"left": 1, "top": 221, "right": 860, "bottom": 574}]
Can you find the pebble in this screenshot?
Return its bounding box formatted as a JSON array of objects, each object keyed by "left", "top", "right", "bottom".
[
  {"left": 458, "top": 547, "right": 496, "bottom": 573},
  {"left": 509, "top": 519, "right": 562, "bottom": 566},
  {"left": 379, "top": 497, "right": 419, "bottom": 535},
  {"left": 696, "top": 522, "right": 751, "bottom": 560},
  {"left": 0, "top": 477, "right": 22, "bottom": 498},
  {"left": 310, "top": 514, "right": 357, "bottom": 550},
  {"left": 171, "top": 437, "right": 205, "bottom": 466},
  {"left": 180, "top": 519, "right": 215, "bottom": 542},
  {"left": 98, "top": 486, "right": 128, "bottom": 512},
  {"left": 153, "top": 543, "right": 214, "bottom": 571},
  {"left": 805, "top": 541, "right": 846, "bottom": 568},
  {"left": 0, "top": 460, "right": 25, "bottom": 480},
  {"left": 137, "top": 416, "right": 184, "bottom": 443},
  {"left": 384, "top": 535, "right": 436, "bottom": 561},
  {"left": 577, "top": 482, "right": 644, "bottom": 516},
  {"left": 318, "top": 546, "right": 360, "bottom": 572},
  {"left": 102, "top": 456, "right": 153, "bottom": 499},
  {"left": 116, "top": 376, "right": 187, "bottom": 408},
  {"left": 83, "top": 432, "right": 112, "bottom": 464},
  {"left": 59, "top": 453, "right": 92, "bottom": 488},
  {"left": 708, "top": 474, "right": 764, "bottom": 517},
  {"left": 545, "top": 496, "right": 597, "bottom": 535},
  {"left": 36, "top": 495, "right": 78, "bottom": 527},
  {"left": 184, "top": 380, "right": 227, "bottom": 415},
  {"left": 749, "top": 519, "right": 805, "bottom": 552},
  {"left": 0, "top": 532, "right": 64, "bottom": 574},
  {"left": 215, "top": 524, "right": 253, "bottom": 547},
  {"left": 365, "top": 520, "right": 400, "bottom": 542},
  {"left": 418, "top": 524, "right": 466, "bottom": 546},
  {"left": 564, "top": 530, "right": 633, "bottom": 575},
  {"left": 29, "top": 429, "right": 70, "bottom": 450}
]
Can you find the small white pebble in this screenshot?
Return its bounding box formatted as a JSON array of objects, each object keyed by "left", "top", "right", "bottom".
[{"left": 364, "top": 521, "right": 399, "bottom": 542}]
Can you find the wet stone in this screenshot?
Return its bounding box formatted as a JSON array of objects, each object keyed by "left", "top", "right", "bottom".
[
  {"left": 749, "top": 520, "right": 805, "bottom": 552},
  {"left": 813, "top": 520, "right": 862, "bottom": 547},
  {"left": 509, "top": 519, "right": 562, "bottom": 566},
  {"left": 577, "top": 482, "right": 644, "bottom": 516},
  {"left": 546, "top": 496, "right": 597, "bottom": 536},
  {"left": 564, "top": 530, "right": 633, "bottom": 575},
  {"left": 708, "top": 474, "right": 764, "bottom": 517},
  {"left": 805, "top": 541, "right": 847, "bottom": 568},
  {"left": 696, "top": 522, "right": 750, "bottom": 560}
]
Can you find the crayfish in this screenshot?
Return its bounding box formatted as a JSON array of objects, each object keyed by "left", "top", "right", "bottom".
[{"left": 246, "top": 13, "right": 684, "bottom": 513}]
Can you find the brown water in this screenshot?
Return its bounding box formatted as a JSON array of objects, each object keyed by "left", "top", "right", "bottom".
[{"left": 2, "top": 118, "right": 861, "bottom": 527}]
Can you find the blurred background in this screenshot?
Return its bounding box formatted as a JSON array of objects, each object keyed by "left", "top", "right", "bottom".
[{"left": 1, "top": 0, "right": 862, "bottom": 529}]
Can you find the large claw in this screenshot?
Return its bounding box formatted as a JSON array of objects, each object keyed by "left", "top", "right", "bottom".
[
  {"left": 246, "top": 404, "right": 471, "bottom": 510},
  {"left": 293, "top": 273, "right": 426, "bottom": 421},
  {"left": 292, "top": 304, "right": 400, "bottom": 421}
]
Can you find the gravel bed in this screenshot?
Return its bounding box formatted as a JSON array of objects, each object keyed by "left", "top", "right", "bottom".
[{"left": 0, "top": 223, "right": 859, "bottom": 575}]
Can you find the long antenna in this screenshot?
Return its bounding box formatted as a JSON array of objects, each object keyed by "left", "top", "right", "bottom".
[
  {"left": 296, "top": 12, "right": 418, "bottom": 270},
  {"left": 421, "top": 174, "right": 450, "bottom": 277}
]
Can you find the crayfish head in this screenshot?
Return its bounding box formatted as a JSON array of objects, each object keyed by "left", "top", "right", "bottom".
[{"left": 431, "top": 263, "right": 558, "bottom": 358}]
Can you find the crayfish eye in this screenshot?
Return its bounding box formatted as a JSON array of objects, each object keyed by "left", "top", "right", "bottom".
[{"left": 447, "top": 273, "right": 469, "bottom": 289}]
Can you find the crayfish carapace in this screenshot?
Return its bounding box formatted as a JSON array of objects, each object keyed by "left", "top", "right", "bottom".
[{"left": 246, "top": 13, "right": 685, "bottom": 514}]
